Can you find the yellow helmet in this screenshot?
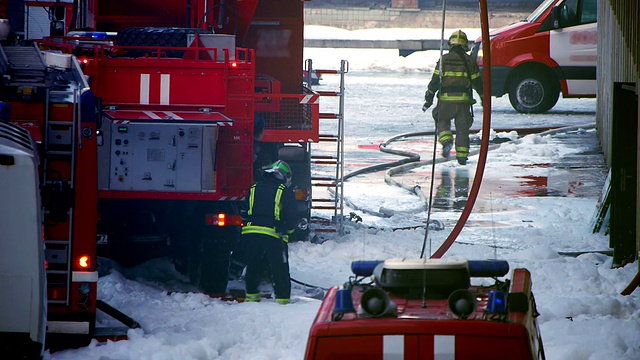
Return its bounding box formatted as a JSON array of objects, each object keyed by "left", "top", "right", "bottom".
[{"left": 448, "top": 30, "right": 469, "bottom": 51}]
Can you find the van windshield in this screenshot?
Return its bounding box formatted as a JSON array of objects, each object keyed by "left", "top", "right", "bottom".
[{"left": 527, "top": 0, "right": 556, "bottom": 22}]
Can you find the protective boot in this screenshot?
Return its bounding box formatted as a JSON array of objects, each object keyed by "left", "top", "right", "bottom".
[{"left": 442, "top": 141, "right": 453, "bottom": 158}]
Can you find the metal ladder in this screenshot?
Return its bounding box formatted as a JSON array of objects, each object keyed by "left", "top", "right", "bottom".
[
  {"left": 1, "top": 43, "right": 78, "bottom": 305},
  {"left": 305, "top": 59, "right": 348, "bottom": 236},
  {"left": 42, "top": 82, "right": 80, "bottom": 306}
]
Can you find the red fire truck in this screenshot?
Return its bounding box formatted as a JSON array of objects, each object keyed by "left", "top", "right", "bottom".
[
  {"left": 472, "top": 0, "right": 597, "bottom": 113},
  {"left": 4, "top": 0, "right": 326, "bottom": 349},
  {"left": 305, "top": 259, "right": 546, "bottom": 359}
]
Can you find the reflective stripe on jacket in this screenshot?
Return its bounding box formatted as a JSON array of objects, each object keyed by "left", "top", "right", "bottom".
[
  {"left": 242, "top": 180, "right": 295, "bottom": 241},
  {"left": 427, "top": 46, "right": 483, "bottom": 103}
]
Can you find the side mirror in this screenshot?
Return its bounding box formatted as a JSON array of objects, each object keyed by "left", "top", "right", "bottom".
[{"left": 552, "top": 6, "right": 562, "bottom": 29}]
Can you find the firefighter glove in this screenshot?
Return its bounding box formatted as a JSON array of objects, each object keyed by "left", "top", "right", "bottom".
[{"left": 423, "top": 90, "right": 435, "bottom": 112}]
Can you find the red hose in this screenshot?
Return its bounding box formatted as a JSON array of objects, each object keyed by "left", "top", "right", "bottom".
[
  {"left": 621, "top": 271, "right": 640, "bottom": 295},
  {"left": 431, "top": 0, "right": 491, "bottom": 259}
]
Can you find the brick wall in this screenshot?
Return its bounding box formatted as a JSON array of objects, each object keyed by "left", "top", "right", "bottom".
[
  {"left": 304, "top": 7, "right": 531, "bottom": 30},
  {"left": 392, "top": 0, "right": 419, "bottom": 9}
]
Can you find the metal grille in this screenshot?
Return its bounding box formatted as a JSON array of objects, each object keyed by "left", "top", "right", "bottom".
[{"left": 257, "top": 94, "right": 316, "bottom": 131}]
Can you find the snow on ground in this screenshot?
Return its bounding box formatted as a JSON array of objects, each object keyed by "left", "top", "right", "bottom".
[{"left": 46, "top": 26, "right": 640, "bottom": 360}]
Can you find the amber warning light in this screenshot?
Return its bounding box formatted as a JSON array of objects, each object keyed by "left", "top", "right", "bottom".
[
  {"left": 206, "top": 213, "right": 244, "bottom": 227},
  {"left": 77, "top": 255, "right": 91, "bottom": 269}
]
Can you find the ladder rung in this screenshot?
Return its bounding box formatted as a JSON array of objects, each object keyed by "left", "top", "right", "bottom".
[
  {"left": 49, "top": 121, "right": 73, "bottom": 126},
  {"left": 319, "top": 113, "right": 340, "bottom": 119},
  {"left": 311, "top": 155, "right": 336, "bottom": 160},
  {"left": 47, "top": 299, "right": 67, "bottom": 304},
  {"left": 315, "top": 69, "right": 340, "bottom": 75},
  {"left": 312, "top": 206, "right": 337, "bottom": 210},
  {"left": 313, "top": 199, "right": 335, "bottom": 202},
  {"left": 312, "top": 161, "right": 337, "bottom": 165},
  {"left": 46, "top": 270, "right": 69, "bottom": 275},
  {"left": 46, "top": 150, "right": 73, "bottom": 155},
  {"left": 313, "top": 183, "right": 337, "bottom": 187},
  {"left": 311, "top": 176, "right": 335, "bottom": 181},
  {"left": 50, "top": 89, "right": 75, "bottom": 95},
  {"left": 319, "top": 138, "right": 338, "bottom": 143},
  {"left": 45, "top": 240, "right": 70, "bottom": 245},
  {"left": 319, "top": 134, "right": 338, "bottom": 139},
  {"left": 316, "top": 90, "right": 340, "bottom": 96},
  {"left": 311, "top": 218, "right": 332, "bottom": 224}
]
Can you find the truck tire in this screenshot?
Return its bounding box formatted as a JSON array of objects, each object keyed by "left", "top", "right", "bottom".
[
  {"left": 116, "top": 27, "right": 211, "bottom": 58},
  {"left": 508, "top": 72, "right": 559, "bottom": 114}
]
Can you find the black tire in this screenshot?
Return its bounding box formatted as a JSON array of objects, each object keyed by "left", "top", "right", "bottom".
[
  {"left": 116, "top": 27, "right": 211, "bottom": 58},
  {"left": 508, "top": 72, "right": 559, "bottom": 114}
]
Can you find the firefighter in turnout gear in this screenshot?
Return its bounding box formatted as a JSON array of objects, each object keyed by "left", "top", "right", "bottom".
[
  {"left": 423, "top": 30, "right": 483, "bottom": 165},
  {"left": 241, "top": 160, "right": 296, "bottom": 304}
]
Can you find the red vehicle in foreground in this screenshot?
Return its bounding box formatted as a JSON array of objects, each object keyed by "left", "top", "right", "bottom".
[{"left": 305, "top": 258, "right": 546, "bottom": 360}]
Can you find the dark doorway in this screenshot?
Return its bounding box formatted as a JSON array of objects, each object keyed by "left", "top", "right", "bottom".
[{"left": 610, "top": 82, "right": 638, "bottom": 267}]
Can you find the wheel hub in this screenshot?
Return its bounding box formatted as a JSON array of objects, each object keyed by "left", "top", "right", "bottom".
[{"left": 517, "top": 80, "right": 544, "bottom": 108}]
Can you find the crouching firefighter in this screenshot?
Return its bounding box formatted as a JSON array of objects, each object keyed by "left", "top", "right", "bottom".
[{"left": 241, "top": 160, "right": 297, "bottom": 304}]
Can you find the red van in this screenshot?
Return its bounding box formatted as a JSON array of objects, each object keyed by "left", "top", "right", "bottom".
[{"left": 473, "top": 0, "right": 597, "bottom": 113}]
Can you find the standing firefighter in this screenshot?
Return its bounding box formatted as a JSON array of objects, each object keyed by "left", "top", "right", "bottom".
[
  {"left": 241, "top": 160, "right": 296, "bottom": 304},
  {"left": 423, "top": 30, "right": 483, "bottom": 165}
]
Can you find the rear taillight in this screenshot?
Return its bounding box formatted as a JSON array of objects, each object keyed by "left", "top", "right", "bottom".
[{"left": 206, "top": 213, "right": 244, "bottom": 227}]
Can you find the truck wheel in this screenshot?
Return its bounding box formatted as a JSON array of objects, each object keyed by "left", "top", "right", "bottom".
[
  {"left": 508, "top": 73, "right": 559, "bottom": 114},
  {"left": 116, "top": 27, "right": 211, "bottom": 58}
]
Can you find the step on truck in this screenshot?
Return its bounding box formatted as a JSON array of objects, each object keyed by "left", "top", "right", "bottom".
[{"left": 472, "top": 0, "right": 597, "bottom": 113}]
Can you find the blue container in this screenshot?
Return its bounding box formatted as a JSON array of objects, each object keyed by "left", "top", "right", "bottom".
[
  {"left": 333, "top": 288, "right": 356, "bottom": 316},
  {"left": 351, "top": 260, "right": 383, "bottom": 277}
]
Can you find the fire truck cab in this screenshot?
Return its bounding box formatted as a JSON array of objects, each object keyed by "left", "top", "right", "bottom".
[{"left": 473, "top": 0, "right": 597, "bottom": 113}]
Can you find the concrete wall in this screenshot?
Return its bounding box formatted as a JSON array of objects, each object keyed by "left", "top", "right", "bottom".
[
  {"left": 597, "top": 0, "right": 639, "bottom": 166},
  {"left": 596, "top": 0, "right": 640, "bottom": 268},
  {"left": 304, "top": 7, "right": 531, "bottom": 30}
]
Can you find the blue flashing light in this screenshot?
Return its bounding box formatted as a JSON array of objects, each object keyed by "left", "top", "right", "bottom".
[
  {"left": 89, "top": 32, "right": 108, "bottom": 40},
  {"left": 69, "top": 31, "right": 108, "bottom": 40},
  {"left": 468, "top": 260, "right": 509, "bottom": 278},
  {"left": 486, "top": 290, "right": 507, "bottom": 313},
  {"left": 351, "top": 260, "right": 383, "bottom": 277}
]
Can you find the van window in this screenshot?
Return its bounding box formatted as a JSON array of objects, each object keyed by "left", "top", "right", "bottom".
[
  {"left": 561, "top": 0, "right": 597, "bottom": 26},
  {"left": 581, "top": 0, "right": 597, "bottom": 23},
  {"left": 560, "top": 0, "right": 579, "bottom": 26}
]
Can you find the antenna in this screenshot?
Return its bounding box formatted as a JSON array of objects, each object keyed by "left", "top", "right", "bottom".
[{"left": 490, "top": 191, "right": 497, "bottom": 259}]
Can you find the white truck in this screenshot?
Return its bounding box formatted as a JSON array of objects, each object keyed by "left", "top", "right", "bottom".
[{"left": 0, "top": 119, "right": 47, "bottom": 358}]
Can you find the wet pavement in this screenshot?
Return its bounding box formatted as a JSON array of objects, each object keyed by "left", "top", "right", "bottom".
[{"left": 333, "top": 126, "right": 608, "bottom": 220}]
